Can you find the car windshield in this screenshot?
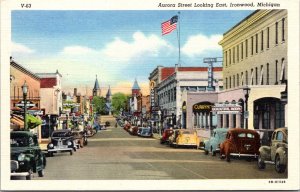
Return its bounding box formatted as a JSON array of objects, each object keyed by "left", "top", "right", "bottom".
[
  {"left": 238, "top": 133, "right": 246, "bottom": 138},
  {"left": 11, "top": 137, "right": 29, "bottom": 147},
  {"left": 52, "top": 132, "right": 69, "bottom": 137},
  {"left": 247, "top": 133, "right": 255, "bottom": 138},
  {"left": 219, "top": 132, "right": 227, "bottom": 140}
]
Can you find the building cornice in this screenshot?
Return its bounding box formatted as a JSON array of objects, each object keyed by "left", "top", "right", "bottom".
[{"left": 10, "top": 60, "right": 40, "bottom": 81}]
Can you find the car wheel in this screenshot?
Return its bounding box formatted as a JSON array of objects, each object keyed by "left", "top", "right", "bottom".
[
  {"left": 49, "top": 152, "right": 53, "bottom": 157},
  {"left": 275, "top": 155, "right": 286, "bottom": 173},
  {"left": 257, "top": 155, "right": 266, "bottom": 169},
  {"left": 73, "top": 147, "right": 77, "bottom": 152},
  {"left": 38, "top": 169, "right": 44, "bottom": 177},
  {"left": 204, "top": 150, "right": 209, "bottom": 155},
  {"left": 211, "top": 147, "right": 216, "bottom": 156},
  {"left": 70, "top": 150, "right": 73, "bottom": 155},
  {"left": 26, "top": 169, "right": 32, "bottom": 180}
]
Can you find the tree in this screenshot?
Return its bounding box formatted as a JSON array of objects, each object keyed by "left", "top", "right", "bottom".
[
  {"left": 112, "top": 93, "right": 130, "bottom": 115},
  {"left": 92, "top": 96, "right": 106, "bottom": 115}
]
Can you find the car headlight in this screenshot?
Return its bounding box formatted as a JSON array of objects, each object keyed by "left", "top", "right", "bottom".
[
  {"left": 17, "top": 153, "right": 26, "bottom": 161},
  {"left": 49, "top": 143, "right": 54, "bottom": 148},
  {"left": 67, "top": 141, "right": 72, "bottom": 146}
]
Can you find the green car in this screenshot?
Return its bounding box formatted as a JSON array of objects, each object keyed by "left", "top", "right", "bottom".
[
  {"left": 11, "top": 131, "right": 46, "bottom": 180},
  {"left": 203, "top": 128, "right": 228, "bottom": 156},
  {"left": 258, "top": 127, "right": 287, "bottom": 173}
]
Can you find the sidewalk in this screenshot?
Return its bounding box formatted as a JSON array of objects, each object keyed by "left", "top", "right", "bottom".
[{"left": 152, "top": 133, "right": 161, "bottom": 140}]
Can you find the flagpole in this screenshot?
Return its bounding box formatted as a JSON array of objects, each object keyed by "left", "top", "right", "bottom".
[{"left": 177, "top": 11, "right": 181, "bottom": 67}]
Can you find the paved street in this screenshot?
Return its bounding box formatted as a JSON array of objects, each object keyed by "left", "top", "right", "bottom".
[{"left": 35, "top": 118, "right": 287, "bottom": 180}]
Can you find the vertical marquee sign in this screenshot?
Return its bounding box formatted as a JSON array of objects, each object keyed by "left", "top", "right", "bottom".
[{"left": 150, "top": 80, "right": 156, "bottom": 111}]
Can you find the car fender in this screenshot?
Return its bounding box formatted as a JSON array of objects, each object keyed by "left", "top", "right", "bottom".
[
  {"left": 204, "top": 140, "right": 210, "bottom": 150},
  {"left": 259, "top": 146, "right": 271, "bottom": 161},
  {"left": 276, "top": 147, "right": 287, "bottom": 165}
]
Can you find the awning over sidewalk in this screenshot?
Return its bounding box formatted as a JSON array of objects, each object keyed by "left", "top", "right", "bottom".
[
  {"left": 26, "top": 114, "right": 42, "bottom": 129},
  {"left": 10, "top": 116, "right": 24, "bottom": 129},
  {"left": 10, "top": 114, "right": 42, "bottom": 130}
]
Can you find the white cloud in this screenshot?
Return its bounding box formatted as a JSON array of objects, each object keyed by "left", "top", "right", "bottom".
[
  {"left": 62, "top": 45, "right": 97, "bottom": 55},
  {"left": 11, "top": 42, "right": 35, "bottom": 54},
  {"left": 101, "top": 31, "right": 173, "bottom": 62},
  {"left": 181, "top": 34, "right": 222, "bottom": 57}
]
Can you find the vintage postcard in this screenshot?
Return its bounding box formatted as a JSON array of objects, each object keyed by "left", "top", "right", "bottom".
[{"left": 1, "top": 0, "right": 299, "bottom": 190}]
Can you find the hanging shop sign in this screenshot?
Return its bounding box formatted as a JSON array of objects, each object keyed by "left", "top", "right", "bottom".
[
  {"left": 192, "top": 102, "right": 213, "bottom": 113},
  {"left": 15, "top": 100, "right": 37, "bottom": 109},
  {"left": 150, "top": 80, "right": 156, "bottom": 108},
  {"left": 212, "top": 103, "right": 242, "bottom": 114}
]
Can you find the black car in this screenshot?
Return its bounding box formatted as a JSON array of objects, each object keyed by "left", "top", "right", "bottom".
[
  {"left": 47, "top": 130, "right": 76, "bottom": 156},
  {"left": 10, "top": 131, "right": 46, "bottom": 180}
]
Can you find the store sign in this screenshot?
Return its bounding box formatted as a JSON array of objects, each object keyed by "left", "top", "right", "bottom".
[
  {"left": 192, "top": 102, "right": 213, "bottom": 113},
  {"left": 151, "top": 106, "right": 160, "bottom": 112},
  {"left": 150, "top": 80, "right": 156, "bottom": 107},
  {"left": 212, "top": 103, "right": 242, "bottom": 114},
  {"left": 15, "top": 100, "right": 36, "bottom": 109}
]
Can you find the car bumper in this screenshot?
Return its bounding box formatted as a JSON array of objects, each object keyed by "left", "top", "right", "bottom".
[
  {"left": 11, "top": 172, "right": 30, "bottom": 177},
  {"left": 230, "top": 153, "right": 258, "bottom": 157},
  {"left": 48, "top": 148, "right": 72, "bottom": 152},
  {"left": 175, "top": 143, "right": 197, "bottom": 146}
]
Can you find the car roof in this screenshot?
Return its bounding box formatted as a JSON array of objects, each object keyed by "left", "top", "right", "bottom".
[
  {"left": 275, "top": 127, "right": 287, "bottom": 133},
  {"left": 214, "top": 128, "right": 228, "bottom": 133},
  {"left": 11, "top": 131, "right": 34, "bottom": 137},
  {"left": 228, "top": 128, "right": 259, "bottom": 135},
  {"left": 52, "top": 129, "right": 71, "bottom": 133}
]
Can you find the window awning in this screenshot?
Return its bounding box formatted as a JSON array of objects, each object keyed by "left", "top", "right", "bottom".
[
  {"left": 10, "top": 116, "right": 24, "bottom": 129},
  {"left": 26, "top": 114, "right": 42, "bottom": 129}
]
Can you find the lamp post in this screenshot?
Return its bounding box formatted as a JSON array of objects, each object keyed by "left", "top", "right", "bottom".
[
  {"left": 157, "top": 110, "right": 162, "bottom": 137},
  {"left": 22, "top": 81, "right": 28, "bottom": 131},
  {"left": 243, "top": 86, "right": 251, "bottom": 129}
]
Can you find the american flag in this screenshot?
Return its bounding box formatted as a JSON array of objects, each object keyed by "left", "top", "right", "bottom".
[{"left": 161, "top": 15, "right": 178, "bottom": 35}]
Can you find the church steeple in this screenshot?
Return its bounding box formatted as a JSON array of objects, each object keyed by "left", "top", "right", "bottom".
[
  {"left": 106, "top": 85, "right": 112, "bottom": 102},
  {"left": 132, "top": 78, "right": 140, "bottom": 96},
  {"left": 93, "top": 75, "right": 101, "bottom": 96}
]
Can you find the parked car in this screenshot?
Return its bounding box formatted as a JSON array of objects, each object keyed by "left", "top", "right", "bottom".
[
  {"left": 129, "top": 126, "right": 139, "bottom": 136},
  {"left": 160, "top": 128, "right": 174, "bottom": 144},
  {"left": 47, "top": 130, "right": 75, "bottom": 156},
  {"left": 140, "top": 127, "right": 153, "bottom": 138},
  {"left": 220, "top": 128, "right": 260, "bottom": 162},
  {"left": 10, "top": 131, "right": 46, "bottom": 180},
  {"left": 123, "top": 123, "right": 131, "bottom": 132},
  {"left": 170, "top": 129, "right": 200, "bottom": 148},
  {"left": 258, "top": 127, "right": 287, "bottom": 173},
  {"left": 137, "top": 127, "right": 143, "bottom": 136},
  {"left": 105, "top": 121, "right": 111, "bottom": 127},
  {"left": 203, "top": 128, "right": 228, "bottom": 156},
  {"left": 72, "top": 130, "right": 86, "bottom": 148}
]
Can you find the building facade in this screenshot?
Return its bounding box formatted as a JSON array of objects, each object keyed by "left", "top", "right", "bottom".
[{"left": 218, "top": 9, "right": 287, "bottom": 130}]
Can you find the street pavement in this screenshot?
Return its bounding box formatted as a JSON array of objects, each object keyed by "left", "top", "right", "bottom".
[{"left": 35, "top": 118, "right": 287, "bottom": 180}]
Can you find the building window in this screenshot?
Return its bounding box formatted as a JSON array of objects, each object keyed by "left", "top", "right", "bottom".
[
  {"left": 237, "top": 74, "right": 239, "bottom": 87},
  {"left": 229, "top": 49, "right": 231, "bottom": 64},
  {"left": 261, "top": 30, "right": 264, "bottom": 51},
  {"left": 255, "top": 34, "right": 258, "bottom": 53},
  {"left": 233, "top": 47, "right": 235, "bottom": 63},
  {"left": 241, "top": 72, "right": 244, "bottom": 86},
  {"left": 233, "top": 75, "right": 235, "bottom": 88},
  {"left": 251, "top": 69, "right": 254, "bottom": 85},
  {"left": 281, "top": 58, "right": 286, "bottom": 81},
  {"left": 174, "top": 87, "right": 176, "bottom": 101},
  {"left": 237, "top": 45, "right": 239, "bottom": 62},
  {"left": 267, "top": 27, "right": 270, "bottom": 48},
  {"left": 229, "top": 76, "right": 232, "bottom": 89},
  {"left": 267, "top": 63, "right": 269, "bottom": 85},
  {"left": 246, "top": 39, "right": 248, "bottom": 57},
  {"left": 245, "top": 71, "right": 248, "bottom": 85},
  {"left": 225, "top": 51, "right": 227, "bottom": 67},
  {"left": 14, "top": 86, "right": 16, "bottom": 99},
  {"left": 225, "top": 78, "right": 228, "bottom": 89},
  {"left": 260, "top": 65, "right": 264, "bottom": 85},
  {"left": 251, "top": 36, "right": 254, "bottom": 55},
  {"left": 282, "top": 18, "right": 285, "bottom": 42},
  {"left": 275, "top": 22, "right": 278, "bottom": 45},
  {"left": 255, "top": 67, "right": 258, "bottom": 85},
  {"left": 241, "top": 42, "right": 243, "bottom": 60},
  {"left": 275, "top": 60, "right": 278, "bottom": 84}
]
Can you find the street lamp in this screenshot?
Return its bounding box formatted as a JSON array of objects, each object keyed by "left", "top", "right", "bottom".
[
  {"left": 243, "top": 86, "right": 251, "bottom": 129},
  {"left": 22, "top": 81, "right": 28, "bottom": 130},
  {"left": 157, "top": 110, "right": 162, "bottom": 137}
]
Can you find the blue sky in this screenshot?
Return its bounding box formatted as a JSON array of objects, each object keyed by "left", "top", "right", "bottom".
[{"left": 12, "top": 10, "right": 253, "bottom": 95}]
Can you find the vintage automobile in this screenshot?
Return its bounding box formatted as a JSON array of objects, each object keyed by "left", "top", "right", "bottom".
[
  {"left": 123, "top": 123, "right": 131, "bottom": 132},
  {"left": 137, "top": 127, "right": 143, "bottom": 136},
  {"left": 72, "top": 130, "right": 87, "bottom": 148},
  {"left": 160, "top": 128, "right": 174, "bottom": 144},
  {"left": 140, "top": 127, "right": 153, "bottom": 138},
  {"left": 47, "top": 130, "right": 75, "bottom": 156},
  {"left": 129, "top": 126, "right": 139, "bottom": 136},
  {"left": 170, "top": 129, "right": 200, "bottom": 148},
  {"left": 10, "top": 131, "right": 46, "bottom": 180},
  {"left": 203, "top": 128, "right": 228, "bottom": 156},
  {"left": 257, "top": 127, "right": 287, "bottom": 173},
  {"left": 220, "top": 128, "right": 260, "bottom": 162}
]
